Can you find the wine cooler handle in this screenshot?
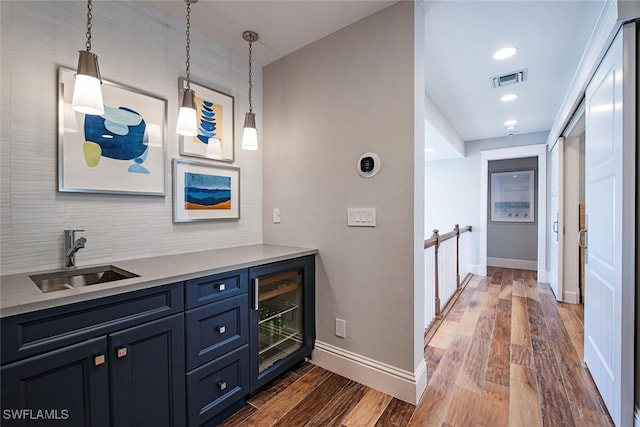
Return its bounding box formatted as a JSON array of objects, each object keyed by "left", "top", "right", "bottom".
[{"left": 253, "top": 278, "right": 259, "bottom": 311}]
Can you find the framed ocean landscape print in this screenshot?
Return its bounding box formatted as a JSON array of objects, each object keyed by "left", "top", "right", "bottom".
[
  {"left": 178, "top": 78, "right": 234, "bottom": 162},
  {"left": 490, "top": 170, "right": 535, "bottom": 222},
  {"left": 58, "top": 67, "right": 167, "bottom": 195},
  {"left": 173, "top": 159, "right": 240, "bottom": 222}
]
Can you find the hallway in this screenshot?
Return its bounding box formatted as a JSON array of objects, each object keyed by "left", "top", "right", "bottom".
[
  {"left": 415, "top": 267, "right": 612, "bottom": 426},
  {"left": 220, "top": 268, "right": 613, "bottom": 426}
]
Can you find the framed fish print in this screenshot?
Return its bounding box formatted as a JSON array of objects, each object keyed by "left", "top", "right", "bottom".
[
  {"left": 58, "top": 67, "right": 167, "bottom": 195},
  {"left": 173, "top": 159, "right": 240, "bottom": 222},
  {"left": 178, "top": 78, "right": 235, "bottom": 162}
]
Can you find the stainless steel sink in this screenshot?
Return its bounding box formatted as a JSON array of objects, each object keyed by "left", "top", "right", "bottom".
[{"left": 29, "top": 265, "right": 138, "bottom": 293}]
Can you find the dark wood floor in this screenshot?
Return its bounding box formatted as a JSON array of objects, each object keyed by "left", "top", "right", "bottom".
[{"left": 220, "top": 268, "right": 612, "bottom": 426}]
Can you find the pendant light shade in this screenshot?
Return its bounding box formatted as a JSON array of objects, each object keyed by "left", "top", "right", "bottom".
[
  {"left": 242, "top": 112, "right": 258, "bottom": 150},
  {"left": 241, "top": 31, "right": 259, "bottom": 150},
  {"left": 72, "top": 0, "right": 104, "bottom": 115},
  {"left": 177, "top": 88, "right": 198, "bottom": 136},
  {"left": 176, "top": 0, "right": 199, "bottom": 136}
]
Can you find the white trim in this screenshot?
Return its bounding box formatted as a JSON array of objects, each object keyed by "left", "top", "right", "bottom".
[
  {"left": 562, "top": 290, "right": 579, "bottom": 304},
  {"left": 619, "top": 22, "right": 636, "bottom": 427},
  {"left": 634, "top": 405, "right": 640, "bottom": 427},
  {"left": 487, "top": 257, "right": 537, "bottom": 271},
  {"left": 537, "top": 269, "right": 547, "bottom": 283},
  {"left": 469, "top": 264, "right": 484, "bottom": 276},
  {"left": 311, "top": 340, "right": 427, "bottom": 405},
  {"left": 480, "top": 144, "right": 547, "bottom": 283},
  {"left": 549, "top": 137, "right": 565, "bottom": 300}
]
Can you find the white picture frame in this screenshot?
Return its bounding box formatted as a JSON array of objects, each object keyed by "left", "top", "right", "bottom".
[{"left": 490, "top": 170, "right": 535, "bottom": 222}]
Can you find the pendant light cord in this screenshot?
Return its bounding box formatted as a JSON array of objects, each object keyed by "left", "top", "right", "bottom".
[
  {"left": 248, "top": 39, "right": 253, "bottom": 114},
  {"left": 185, "top": 1, "right": 192, "bottom": 90},
  {"left": 85, "top": 0, "right": 93, "bottom": 52}
]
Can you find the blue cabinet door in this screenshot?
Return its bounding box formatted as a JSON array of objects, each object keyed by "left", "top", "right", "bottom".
[
  {"left": 0, "top": 337, "right": 110, "bottom": 427},
  {"left": 109, "top": 313, "right": 186, "bottom": 427}
]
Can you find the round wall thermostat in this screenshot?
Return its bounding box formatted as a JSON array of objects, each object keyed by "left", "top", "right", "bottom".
[{"left": 357, "top": 152, "right": 381, "bottom": 178}]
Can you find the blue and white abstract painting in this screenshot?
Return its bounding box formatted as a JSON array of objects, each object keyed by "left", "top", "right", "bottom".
[{"left": 58, "top": 67, "right": 167, "bottom": 195}]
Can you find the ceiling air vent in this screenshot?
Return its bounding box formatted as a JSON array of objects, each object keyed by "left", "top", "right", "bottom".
[{"left": 491, "top": 69, "right": 527, "bottom": 88}]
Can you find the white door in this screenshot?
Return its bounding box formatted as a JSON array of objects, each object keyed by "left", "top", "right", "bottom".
[
  {"left": 583, "top": 27, "right": 635, "bottom": 426},
  {"left": 548, "top": 138, "right": 563, "bottom": 299}
]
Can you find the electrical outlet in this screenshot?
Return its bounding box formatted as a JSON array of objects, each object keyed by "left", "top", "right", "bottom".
[
  {"left": 273, "top": 208, "right": 281, "bottom": 223},
  {"left": 335, "top": 318, "right": 346, "bottom": 338}
]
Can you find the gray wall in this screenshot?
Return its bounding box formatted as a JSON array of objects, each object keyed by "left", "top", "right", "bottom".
[
  {"left": 263, "top": 2, "right": 419, "bottom": 372},
  {"left": 0, "top": 1, "right": 262, "bottom": 275},
  {"left": 487, "top": 157, "right": 539, "bottom": 261}
]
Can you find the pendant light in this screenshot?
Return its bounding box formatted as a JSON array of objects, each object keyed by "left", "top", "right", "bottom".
[
  {"left": 242, "top": 31, "right": 259, "bottom": 150},
  {"left": 176, "top": 0, "right": 198, "bottom": 137},
  {"left": 72, "top": 0, "right": 104, "bottom": 115}
]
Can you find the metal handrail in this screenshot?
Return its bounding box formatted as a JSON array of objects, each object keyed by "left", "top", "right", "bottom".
[
  {"left": 424, "top": 224, "right": 472, "bottom": 320},
  {"left": 424, "top": 224, "right": 471, "bottom": 249}
]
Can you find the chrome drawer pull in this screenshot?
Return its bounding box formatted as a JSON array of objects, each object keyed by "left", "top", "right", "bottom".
[
  {"left": 217, "top": 325, "right": 226, "bottom": 334},
  {"left": 94, "top": 355, "right": 105, "bottom": 366},
  {"left": 217, "top": 283, "right": 226, "bottom": 291},
  {"left": 117, "top": 347, "right": 128, "bottom": 358},
  {"left": 218, "top": 381, "right": 227, "bottom": 391}
]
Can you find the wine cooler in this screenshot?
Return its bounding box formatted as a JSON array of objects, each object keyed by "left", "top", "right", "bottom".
[{"left": 249, "top": 255, "right": 315, "bottom": 393}]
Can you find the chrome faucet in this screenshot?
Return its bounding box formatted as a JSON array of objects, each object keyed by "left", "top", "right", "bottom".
[{"left": 64, "top": 229, "right": 86, "bottom": 268}]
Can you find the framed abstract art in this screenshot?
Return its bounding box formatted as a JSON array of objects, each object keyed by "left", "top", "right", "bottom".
[
  {"left": 178, "top": 78, "right": 234, "bottom": 163},
  {"left": 173, "top": 159, "right": 240, "bottom": 222},
  {"left": 58, "top": 67, "right": 167, "bottom": 196}
]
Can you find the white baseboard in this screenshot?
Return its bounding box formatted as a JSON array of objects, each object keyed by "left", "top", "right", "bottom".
[
  {"left": 487, "top": 257, "right": 537, "bottom": 271},
  {"left": 537, "top": 269, "right": 547, "bottom": 283},
  {"left": 311, "top": 340, "right": 426, "bottom": 405},
  {"left": 635, "top": 405, "right": 640, "bottom": 427},
  {"left": 469, "top": 264, "right": 484, "bottom": 276},
  {"left": 562, "top": 290, "right": 580, "bottom": 304}
]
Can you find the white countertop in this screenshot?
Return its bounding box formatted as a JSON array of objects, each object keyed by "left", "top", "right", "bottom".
[{"left": 0, "top": 244, "right": 318, "bottom": 318}]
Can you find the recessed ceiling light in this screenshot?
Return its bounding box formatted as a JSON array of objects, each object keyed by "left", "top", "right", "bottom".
[
  {"left": 500, "top": 93, "right": 518, "bottom": 102},
  {"left": 493, "top": 46, "right": 517, "bottom": 60},
  {"left": 424, "top": 148, "right": 435, "bottom": 152},
  {"left": 506, "top": 126, "right": 516, "bottom": 131},
  {"left": 504, "top": 119, "right": 518, "bottom": 126}
]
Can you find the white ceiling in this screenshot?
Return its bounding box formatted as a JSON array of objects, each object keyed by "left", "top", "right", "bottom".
[
  {"left": 424, "top": 0, "right": 605, "bottom": 142},
  {"left": 149, "top": 0, "right": 605, "bottom": 144},
  {"left": 149, "top": 0, "right": 397, "bottom": 67}
]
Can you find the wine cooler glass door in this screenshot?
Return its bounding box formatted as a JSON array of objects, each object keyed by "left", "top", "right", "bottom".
[{"left": 257, "top": 268, "right": 304, "bottom": 374}]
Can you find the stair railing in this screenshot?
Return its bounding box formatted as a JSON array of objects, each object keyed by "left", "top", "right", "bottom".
[{"left": 424, "top": 224, "right": 472, "bottom": 330}]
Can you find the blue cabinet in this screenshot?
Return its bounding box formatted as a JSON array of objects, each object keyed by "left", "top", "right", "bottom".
[
  {"left": 184, "top": 269, "right": 250, "bottom": 427},
  {"left": 1, "top": 284, "right": 185, "bottom": 427},
  {"left": 0, "top": 255, "right": 315, "bottom": 426},
  {"left": 1, "top": 337, "right": 110, "bottom": 426},
  {"left": 110, "top": 314, "right": 186, "bottom": 427},
  {"left": 186, "top": 344, "right": 249, "bottom": 426}
]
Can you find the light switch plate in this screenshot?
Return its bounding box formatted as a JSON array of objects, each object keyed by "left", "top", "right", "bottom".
[
  {"left": 335, "top": 318, "right": 346, "bottom": 338},
  {"left": 347, "top": 208, "right": 376, "bottom": 227}
]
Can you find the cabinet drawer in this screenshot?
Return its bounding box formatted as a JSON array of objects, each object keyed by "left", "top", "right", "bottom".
[
  {"left": 1, "top": 282, "right": 183, "bottom": 365},
  {"left": 185, "top": 295, "right": 248, "bottom": 371},
  {"left": 186, "top": 344, "right": 248, "bottom": 427},
  {"left": 185, "top": 269, "right": 247, "bottom": 309}
]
